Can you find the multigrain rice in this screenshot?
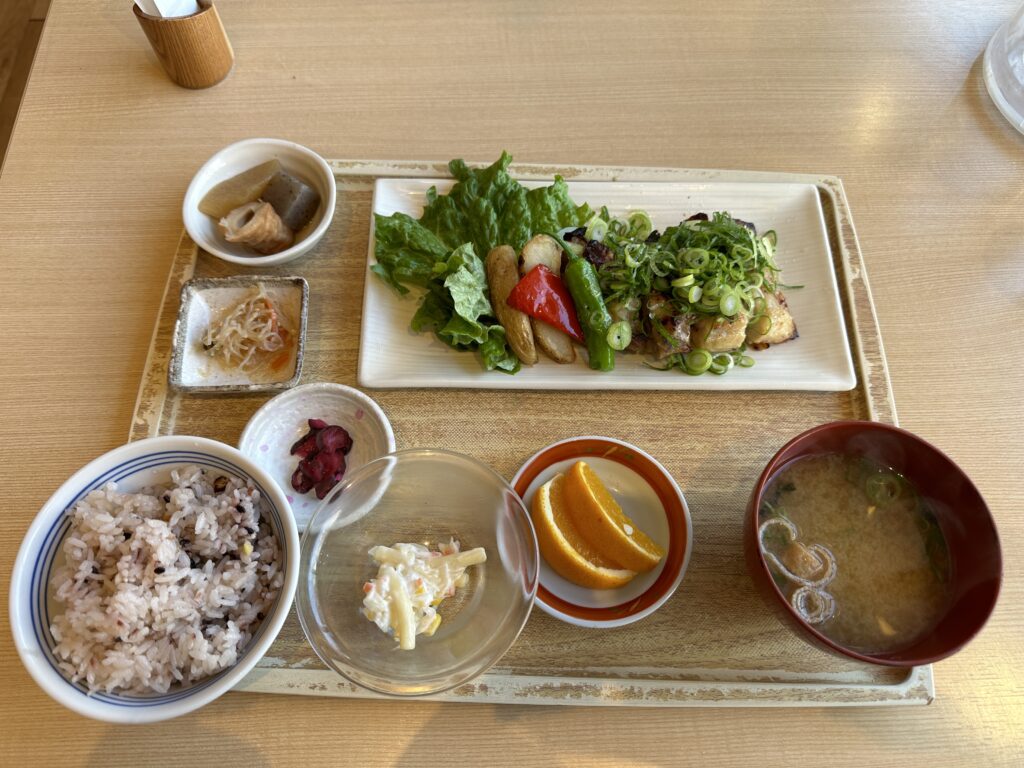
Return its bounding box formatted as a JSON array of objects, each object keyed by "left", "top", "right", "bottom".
[{"left": 49, "top": 465, "right": 282, "bottom": 694}]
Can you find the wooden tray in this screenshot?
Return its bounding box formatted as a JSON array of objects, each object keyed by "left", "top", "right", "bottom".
[{"left": 129, "top": 159, "right": 932, "bottom": 707}]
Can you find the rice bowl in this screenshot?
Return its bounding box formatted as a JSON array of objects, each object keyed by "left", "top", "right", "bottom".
[{"left": 9, "top": 436, "right": 300, "bottom": 724}]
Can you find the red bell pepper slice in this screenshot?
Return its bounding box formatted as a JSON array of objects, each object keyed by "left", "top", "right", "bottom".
[{"left": 506, "top": 265, "right": 585, "bottom": 344}]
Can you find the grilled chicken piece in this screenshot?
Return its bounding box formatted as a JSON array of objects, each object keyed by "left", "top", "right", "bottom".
[
  {"left": 746, "top": 291, "right": 798, "bottom": 350},
  {"left": 645, "top": 293, "right": 694, "bottom": 359},
  {"left": 692, "top": 314, "right": 749, "bottom": 352},
  {"left": 646, "top": 292, "right": 673, "bottom": 322}
]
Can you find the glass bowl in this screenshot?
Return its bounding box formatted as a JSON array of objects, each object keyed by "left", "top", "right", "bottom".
[{"left": 296, "top": 449, "right": 539, "bottom": 696}]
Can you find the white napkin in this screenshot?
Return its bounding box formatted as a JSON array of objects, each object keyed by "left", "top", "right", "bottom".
[{"left": 135, "top": 0, "right": 201, "bottom": 17}]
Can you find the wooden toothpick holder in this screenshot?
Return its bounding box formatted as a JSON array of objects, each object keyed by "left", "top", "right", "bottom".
[{"left": 133, "top": 1, "right": 234, "bottom": 89}]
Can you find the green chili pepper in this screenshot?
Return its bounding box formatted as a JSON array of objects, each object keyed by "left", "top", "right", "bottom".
[{"left": 564, "top": 258, "right": 615, "bottom": 371}]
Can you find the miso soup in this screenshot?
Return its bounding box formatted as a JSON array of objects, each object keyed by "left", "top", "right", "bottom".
[{"left": 758, "top": 453, "right": 950, "bottom": 654}]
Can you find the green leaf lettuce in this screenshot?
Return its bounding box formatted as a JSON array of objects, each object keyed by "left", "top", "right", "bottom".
[{"left": 372, "top": 152, "right": 590, "bottom": 373}]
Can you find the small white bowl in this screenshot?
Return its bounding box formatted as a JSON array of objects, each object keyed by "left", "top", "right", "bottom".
[
  {"left": 182, "top": 138, "right": 336, "bottom": 266},
  {"left": 9, "top": 435, "right": 300, "bottom": 724},
  {"left": 238, "top": 383, "right": 397, "bottom": 528}
]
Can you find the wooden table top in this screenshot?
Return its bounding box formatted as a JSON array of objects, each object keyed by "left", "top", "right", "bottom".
[{"left": 1, "top": 1, "right": 1021, "bottom": 765}]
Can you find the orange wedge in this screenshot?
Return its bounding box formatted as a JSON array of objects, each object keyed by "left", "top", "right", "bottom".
[
  {"left": 531, "top": 474, "right": 637, "bottom": 590},
  {"left": 562, "top": 461, "right": 665, "bottom": 572}
]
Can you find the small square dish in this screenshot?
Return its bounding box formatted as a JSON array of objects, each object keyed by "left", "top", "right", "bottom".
[{"left": 169, "top": 275, "right": 308, "bottom": 393}]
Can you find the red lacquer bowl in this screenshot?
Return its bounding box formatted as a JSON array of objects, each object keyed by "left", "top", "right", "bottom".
[{"left": 744, "top": 421, "right": 1002, "bottom": 667}]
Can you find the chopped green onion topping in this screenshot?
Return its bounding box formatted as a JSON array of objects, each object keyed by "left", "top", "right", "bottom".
[
  {"left": 683, "top": 349, "right": 712, "bottom": 374},
  {"left": 719, "top": 291, "right": 740, "bottom": 317},
  {"left": 606, "top": 320, "right": 632, "bottom": 351},
  {"left": 580, "top": 210, "right": 795, "bottom": 377},
  {"left": 585, "top": 215, "right": 609, "bottom": 243},
  {"left": 712, "top": 353, "right": 735, "bottom": 370},
  {"left": 627, "top": 210, "right": 654, "bottom": 240},
  {"left": 866, "top": 472, "right": 902, "bottom": 506},
  {"left": 750, "top": 314, "right": 772, "bottom": 336}
]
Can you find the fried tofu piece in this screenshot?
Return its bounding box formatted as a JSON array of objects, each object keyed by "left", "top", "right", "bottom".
[
  {"left": 693, "top": 313, "right": 748, "bottom": 352},
  {"left": 746, "top": 291, "right": 798, "bottom": 350},
  {"left": 781, "top": 541, "right": 826, "bottom": 581}
]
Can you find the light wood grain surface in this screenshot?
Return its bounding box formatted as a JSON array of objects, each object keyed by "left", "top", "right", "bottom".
[{"left": 1, "top": 1, "right": 1022, "bottom": 765}]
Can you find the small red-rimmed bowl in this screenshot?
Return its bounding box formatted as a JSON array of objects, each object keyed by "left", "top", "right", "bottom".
[
  {"left": 744, "top": 420, "right": 1002, "bottom": 667},
  {"left": 512, "top": 436, "right": 692, "bottom": 629}
]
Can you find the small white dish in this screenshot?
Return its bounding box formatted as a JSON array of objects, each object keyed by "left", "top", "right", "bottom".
[
  {"left": 511, "top": 436, "right": 692, "bottom": 629},
  {"left": 169, "top": 275, "right": 308, "bottom": 393},
  {"left": 8, "top": 435, "right": 300, "bottom": 724},
  {"left": 183, "top": 138, "right": 336, "bottom": 266},
  {"left": 239, "top": 383, "right": 397, "bottom": 528},
  {"left": 359, "top": 177, "right": 856, "bottom": 391}
]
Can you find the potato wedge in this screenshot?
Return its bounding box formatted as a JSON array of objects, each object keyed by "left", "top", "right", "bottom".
[
  {"left": 486, "top": 245, "right": 537, "bottom": 365},
  {"left": 519, "top": 235, "right": 576, "bottom": 364}
]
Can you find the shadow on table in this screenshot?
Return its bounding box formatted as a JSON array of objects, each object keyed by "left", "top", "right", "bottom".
[
  {"left": 962, "top": 53, "right": 1023, "bottom": 155},
  {"left": 86, "top": 718, "right": 272, "bottom": 768}
]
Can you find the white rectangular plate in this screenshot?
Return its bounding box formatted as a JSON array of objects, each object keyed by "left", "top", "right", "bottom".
[{"left": 358, "top": 178, "right": 856, "bottom": 390}]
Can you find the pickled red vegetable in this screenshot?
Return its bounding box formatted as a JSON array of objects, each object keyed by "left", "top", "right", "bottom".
[
  {"left": 198, "top": 159, "right": 282, "bottom": 219},
  {"left": 262, "top": 171, "right": 321, "bottom": 231},
  {"left": 290, "top": 418, "right": 353, "bottom": 499}
]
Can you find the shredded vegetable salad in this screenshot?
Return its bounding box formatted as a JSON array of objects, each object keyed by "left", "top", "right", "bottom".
[
  {"left": 361, "top": 539, "right": 487, "bottom": 650},
  {"left": 202, "top": 288, "right": 289, "bottom": 371}
]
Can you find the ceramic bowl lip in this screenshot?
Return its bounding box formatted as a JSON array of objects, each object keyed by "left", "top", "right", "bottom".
[
  {"left": 182, "top": 137, "right": 336, "bottom": 266},
  {"left": 749, "top": 419, "right": 1003, "bottom": 667},
  {"left": 297, "top": 447, "right": 540, "bottom": 697},
  {"left": 510, "top": 435, "right": 693, "bottom": 629},
  {"left": 8, "top": 435, "right": 300, "bottom": 724}
]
